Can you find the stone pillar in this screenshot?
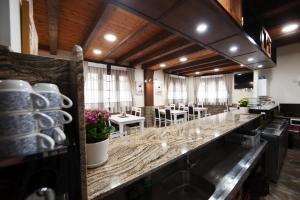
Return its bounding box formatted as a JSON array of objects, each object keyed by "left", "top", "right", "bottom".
[{"left": 144, "top": 69, "right": 154, "bottom": 127}]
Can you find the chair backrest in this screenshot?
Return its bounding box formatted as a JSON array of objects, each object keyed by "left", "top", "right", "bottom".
[
  {"left": 165, "top": 109, "right": 172, "bottom": 120},
  {"left": 170, "top": 104, "right": 176, "bottom": 110},
  {"left": 154, "top": 108, "right": 160, "bottom": 119},
  {"left": 179, "top": 105, "right": 185, "bottom": 111},
  {"left": 135, "top": 107, "right": 142, "bottom": 116},
  {"left": 131, "top": 107, "right": 136, "bottom": 115},
  {"left": 188, "top": 106, "right": 194, "bottom": 115}
]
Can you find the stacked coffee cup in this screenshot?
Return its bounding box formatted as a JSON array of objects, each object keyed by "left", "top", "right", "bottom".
[
  {"left": 0, "top": 80, "right": 73, "bottom": 158},
  {"left": 32, "top": 83, "right": 73, "bottom": 145}
]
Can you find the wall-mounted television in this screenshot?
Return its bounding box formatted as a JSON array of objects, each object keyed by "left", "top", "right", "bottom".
[{"left": 234, "top": 72, "right": 253, "bottom": 89}]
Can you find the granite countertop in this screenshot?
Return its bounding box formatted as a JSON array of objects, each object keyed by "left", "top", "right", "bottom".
[
  {"left": 87, "top": 112, "right": 260, "bottom": 200},
  {"left": 249, "top": 104, "right": 278, "bottom": 111}
]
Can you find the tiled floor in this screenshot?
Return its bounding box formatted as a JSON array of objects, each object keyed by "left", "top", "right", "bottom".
[{"left": 269, "top": 149, "right": 300, "bottom": 200}]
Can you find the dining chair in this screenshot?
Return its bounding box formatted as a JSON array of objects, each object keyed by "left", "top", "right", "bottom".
[
  {"left": 188, "top": 106, "right": 198, "bottom": 120},
  {"left": 126, "top": 108, "right": 142, "bottom": 134},
  {"left": 165, "top": 109, "right": 173, "bottom": 126},
  {"left": 170, "top": 104, "right": 176, "bottom": 110},
  {"left": 131, "top": 106, "right": 136, "bottom": 115},
  {"left": 154, "top": 107, "right": 165, "bottom": 127},
  {"left": 135, "top": 107, "right": 142, "bottom": 116}
]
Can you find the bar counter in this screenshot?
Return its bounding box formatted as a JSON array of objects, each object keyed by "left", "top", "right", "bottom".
[{"left": 87, "top": 112, "right": 260, "bottom": 200}]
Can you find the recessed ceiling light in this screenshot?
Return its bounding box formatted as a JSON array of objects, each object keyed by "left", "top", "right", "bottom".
[
  {"left": 247, "top": 36, "right": 256, "bottom": 45},
  {"left": 282, "top": 23, "right": 299, "bottom": 33},
  {"left": 247, "top": 57, "right": 254, "bottom": 62},
  {"left": 229, "top": 45, "right": 238, "bottom": 52},
  {"left": 104, "top": 33, "right": 117, "bottom": 42},
  {"left": 257, "top": 64, "right": 263, "bottom": 68},
  {"left": 160, "top": 63, "right": 166, "bottom": 68},
  {"left": 237, "top": 73, "right": 242, "bottom": 76},
  {"left": 179, "top": 57, "right": 188, "bottom": 62},
  {"left": 195, "top": 71, "right": 200, "bottom": 75},
  {"left": 240, "top": 64, "right": 244, "bottom": 67},
  {"left": 214, "top": 68, "right": 219, "bottom": 72},
  {"left": 196, "top": 23, "right": 208, "bottom": 33},
  {"left": 93, "top": 49, "right": 102, "bottom": 55}
]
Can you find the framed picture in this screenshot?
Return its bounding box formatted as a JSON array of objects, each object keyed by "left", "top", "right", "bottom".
[
  {"left": 155, "top": 81, "right": 162, "bottom": 95},
  {"left": 136, "top": 81, "right": 144, "bottom": 95}
]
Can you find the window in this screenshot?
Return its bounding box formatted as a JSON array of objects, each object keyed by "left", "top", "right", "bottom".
[
  {"left": 167, "top": 76, "right": 187, "bottom": 104},
  {"left": 196, "top": 75, "right": 228, "bottom": 105},
  {"left": 84, "top": 64, "right": 133, "bottom": 112}
]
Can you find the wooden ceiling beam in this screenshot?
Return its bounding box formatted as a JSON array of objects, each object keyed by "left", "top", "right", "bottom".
[
  {"left": 46, "top": 0, "right": 60, "bottom": 55},
  {"left": 103, "top": 22, "right": 151, "bottom": 60},
  {"left": 131, "top": 38, "right": 192, "bottom": 66},
  {"left": 178, "top": 61, "right": 236, "bottom": 75},
  {"left": 260, "top": 1, "right": 300, "bottom": 20},
  {"left": 165, "top": 54, "right": 224, "bottom": 73},
  {"left": 116, "top": 30, "right": 173, "bottom": 63},
  {"left": 192, "top": 67, "right": 251, "bottom": 77},
  {"left": 142, "top": 44, "right": 204, "bottom": 69},
  {"left": 82, "top": 3, "right": 117, "bottom": 54},
  {"left": 273, "top": 32, "right": 300, "bottom": 47}
]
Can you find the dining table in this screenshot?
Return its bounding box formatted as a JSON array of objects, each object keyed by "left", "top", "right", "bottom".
[
  {"left": 184, "top": 106, "right": 208, "bottom": 118},
  {"left": 159, "top": 109, "right": 188, "bottom": 124},
  {"left": 110, "top": 114, "right": 145, "bottom": 137}
]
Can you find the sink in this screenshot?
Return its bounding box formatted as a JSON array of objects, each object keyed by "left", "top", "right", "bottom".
[
  {"left": 162, "top": 170, "right": 215, "bottom": 200},
  {"left": 267, "top": 123, "right": 284, "bottom": 130}
]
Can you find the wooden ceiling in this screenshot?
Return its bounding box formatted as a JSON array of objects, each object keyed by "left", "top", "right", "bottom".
[
  {"left": 33, "top": 0, "right": 248, "bottom": 76},
  {"left": 245, "top": 0, "right": 300, "bottom": 47}
]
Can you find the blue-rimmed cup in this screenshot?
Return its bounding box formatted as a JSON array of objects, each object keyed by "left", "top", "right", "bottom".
[
  {"left": 33, "top": 83, "right": 73, "bottom": 109},
  {"left": 0, "top": 111, "right": 55, "bottom": 137},
  {"left": 0, "top": 80, "right": 50, "bottom": 112},
  {"left": 40, "top": 110, "right": 72, "bottom": 127},
  {"left": 41, "top": 125, "right": 66, "bottom": 144},
  {"left": 0, "top": 132, "right": 55, "bottom": 158}
]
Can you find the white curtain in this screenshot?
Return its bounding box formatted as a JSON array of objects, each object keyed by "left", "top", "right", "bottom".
[
  {"left": 196, "top": 75, "right": 231, "bottom": 105},
  {"left": 84, "top": 62, "right": 134, "bottom": 113},
  {"left": 165, "top": 74, "right": 188, "bottom": 105}
]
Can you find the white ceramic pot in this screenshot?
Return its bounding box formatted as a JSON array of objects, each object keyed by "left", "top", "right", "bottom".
[
  {"left": 87, "top": 139, "right": 109, "bottom": 168},
  {"left": 239, "top": 107, "right": 249, "bottom": 114}
]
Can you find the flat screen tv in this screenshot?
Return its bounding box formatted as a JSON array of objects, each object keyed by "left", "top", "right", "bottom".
[{"left": 234, "top": 72, "right": 253, "bottom": 89}]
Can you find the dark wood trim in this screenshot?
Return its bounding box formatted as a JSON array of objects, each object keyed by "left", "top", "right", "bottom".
[
  {"left": 259, "top": 1, "right": 300, "bottom": 20},
  {"left": 165, "top": 55, "right": 225, "bottom": 73},
  {"left": 179, "top": 61, "right": 237, "bottom": 75},
  {"left": 144, "top": 69, "right": 154, "bottom": 106},
  {"left": 131, "top": 38, "right": 192, "bottom": 66},
  {"left": 46, "top": 0, "right": 59, "bottom": 55},
  {"left": 103, "top": 22, "right": 151, "bottom": 60},
  {"left": 142, "top": 44, "right": 204, "bottom": 69},
  {"left": 273, "top": 32, "right": 300, "bottom": 47},
  {"left": 84, "top": 59, "right": 133, "bottom": 68},
  {"left": 82, "top": 3, "right": 117, "bottom": 54},
  {"left": 116, "top": 31, "right": 173, "bottom": 63},
  {"left": 193, "top": 67, "right": 251, "bottom": 77}
]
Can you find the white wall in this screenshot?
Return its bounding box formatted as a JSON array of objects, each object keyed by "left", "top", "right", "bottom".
[
  {"left": 133, "top": 67, "right": 145, "bottom": 107},
  {"left": 258, "top": 42, "right": 300, "bottom": 103},
  {"left": 0, "top": 0, "right": 21, "bottom": 52},
  {"left": 154, "top": 70, "right": 166, "bottom": 106}
]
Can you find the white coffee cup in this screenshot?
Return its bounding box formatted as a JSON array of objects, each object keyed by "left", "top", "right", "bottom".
[
  {"left": 33, "top": 83, "right": 73, "bottom": 109},
  {"left": 0, "top": 80, "right": 50, "bottom": 112}
]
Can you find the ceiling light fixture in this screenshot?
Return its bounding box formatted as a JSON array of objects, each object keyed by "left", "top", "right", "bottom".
[
  {"left": 247, "top": 36, "right": 256, "bottom": 45},
  {"left": 214, "top": 68, "right": 219, "bottom": 72},
  {"left": 229, "top": 45, "right": 238, "bottom": 52},
  {"left": 104, "top": 33, "right": 117, "bottom": 42},
  {"left": 257, "top": 64, "right": 263, "bottom": 68},
  {"left": 282, "top": 23, "right": 299, "bottom": 33},
  {"left": 179, "top": 57, "right": 188, "bottom": 62},
  {"left": 196, "top": 23, "right": 208, "bottom": 33},
  {"left": 93, "top": 49, "right": 102, "bottom": 55},
  {"left": 160, "top": 63, "right": 166, "bottom": 68},
  {"left": 247, "top": 57, "right": 254, "bottom": 62},
  {"left": 195, "top": 71, "right": 200, "bottom": 75},
  {"left": 240, "top": 64, "right": 244, "bottom": 67},
  {"left": 237, "top": 73, "right": 242, "bottom": 76}
]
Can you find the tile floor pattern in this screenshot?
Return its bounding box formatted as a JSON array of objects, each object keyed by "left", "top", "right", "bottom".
[{"left": 269, "top": 149, "right": 300, "bottom": 200}]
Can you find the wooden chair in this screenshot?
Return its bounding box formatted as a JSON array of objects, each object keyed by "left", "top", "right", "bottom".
[
  {"left": 188, "top": 106, "right": 198, "bottom": 120},
  {"left": 165, "top": 109, "right": 173, "bottom": 126},
  {"left": 131, "top": 106, "right": 136, "bottom": 115},
  {"left": 170, "top": 104, "right": 176, "bottom": 110},
  {"left": 154, "top": 107, "right": 165, "bottom": 127},
  {"left": 126, "top": 107, "right": 142, "bottom": 134}
]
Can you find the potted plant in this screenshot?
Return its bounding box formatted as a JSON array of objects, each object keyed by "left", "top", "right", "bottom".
[
  {"left": 85, "top": 109, "right": 114, "bottom": 168},
  {"left": 239, "top": 98, "right": 249, "bottom": 114}
]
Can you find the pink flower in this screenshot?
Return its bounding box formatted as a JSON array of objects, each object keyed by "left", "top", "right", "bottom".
[{"left": 84, "top": 109, "right": 111, "bottom": 125}]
